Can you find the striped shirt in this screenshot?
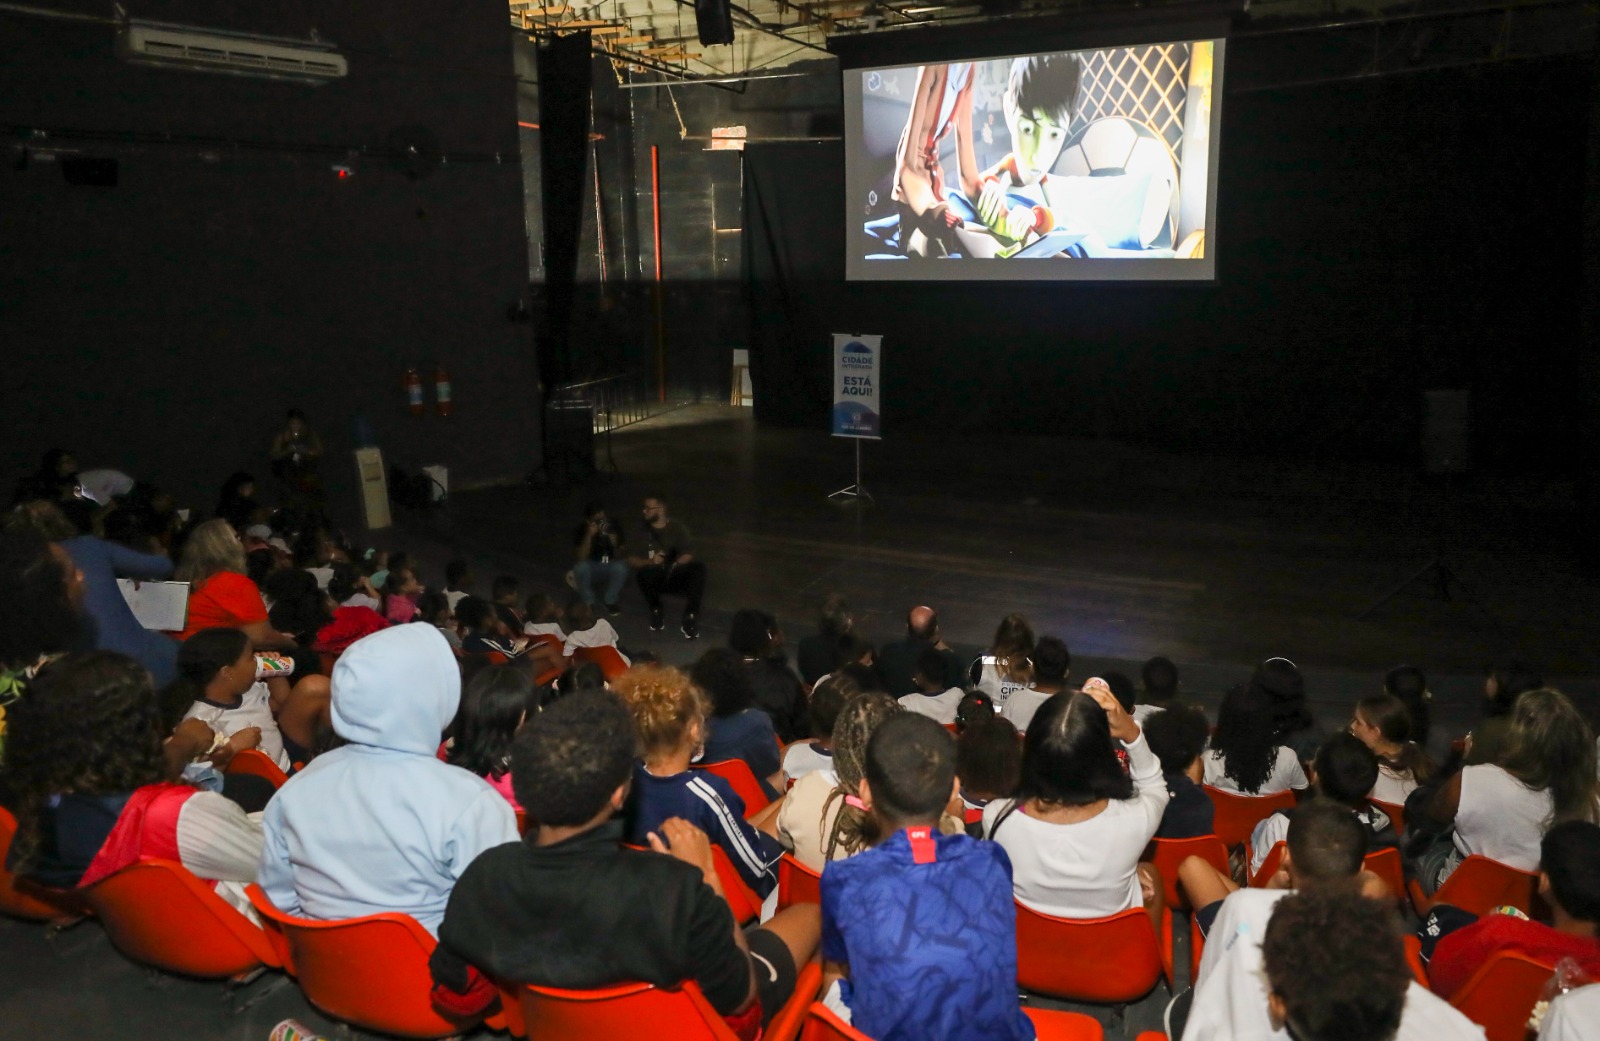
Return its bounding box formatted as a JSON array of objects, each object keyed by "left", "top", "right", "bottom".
[{"left": 623, "top": 763, "right": 783, "bottom": 897}]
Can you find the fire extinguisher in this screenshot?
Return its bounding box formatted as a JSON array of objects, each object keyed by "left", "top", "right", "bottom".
[
  {"left": 404, "top": 367, "right": 424, "bottom": 416},
  {"left": 434, "top": 364, "right": 453, "bottom": 417}
]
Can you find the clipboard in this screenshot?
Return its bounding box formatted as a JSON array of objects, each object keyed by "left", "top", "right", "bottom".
[{"left": 117, "top": 579, "right": 190, "bottom": 631}]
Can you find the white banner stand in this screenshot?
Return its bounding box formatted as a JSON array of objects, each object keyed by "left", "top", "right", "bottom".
[{"left": 828, "top": 333, "right": 881, "bottom": 501}]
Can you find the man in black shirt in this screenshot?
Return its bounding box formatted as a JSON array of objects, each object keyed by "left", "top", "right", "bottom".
[
  {"left": 571, "top": 501, "right": 628, "bottom": 616},
  {"left": 629, "top": 492, "right": 707, "bottom": 639},
  {"left": 429, "top": 692, "right": 820, "bottom": 1038}
]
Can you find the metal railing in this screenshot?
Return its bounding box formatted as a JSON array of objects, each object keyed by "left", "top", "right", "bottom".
[{"left": 555, "top": 371, "right": 694, "bottom": 436}]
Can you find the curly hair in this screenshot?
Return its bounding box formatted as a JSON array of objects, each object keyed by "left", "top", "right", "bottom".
[
  {"left": 0, "top": 525, "right": 82, "bottom": 669},
  {"left": 613, "top": 664, "right": 709, "bottom": 758},
  {"left": 4, "top": 652, "right": 167, "bottom": 867},
  {"left": 1210, "top": 682, "right": 1279, "bottom": 795},
  {"left": 174, "top": 518, "right": 245, "bottom": 584},
  {"left": 821, "top": 692, "right": 901, "bottom": 860},
  {"left": 1262, "top": 884, "right": 1408, "bottom": 1041}
]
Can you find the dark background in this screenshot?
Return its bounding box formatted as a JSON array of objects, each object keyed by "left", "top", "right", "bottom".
[
  {"left": 746, "top": 53, "right": 1590, "bottom": 474},
  {"left": 1, "top": 0, "right": 537, "bottom": 521}
]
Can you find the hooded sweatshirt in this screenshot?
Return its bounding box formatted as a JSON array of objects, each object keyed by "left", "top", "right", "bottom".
[{"left": 257, "top": 624, "right": 518, "bottom": 936}]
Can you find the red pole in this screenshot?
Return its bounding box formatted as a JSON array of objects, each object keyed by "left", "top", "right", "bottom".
[{"left": 652, "top": 144, "right": 665, "bottom": 403}]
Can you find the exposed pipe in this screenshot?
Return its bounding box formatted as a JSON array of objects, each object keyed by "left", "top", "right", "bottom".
[{"left": 620, "top": 68, "right": 824, "bottom": 87}]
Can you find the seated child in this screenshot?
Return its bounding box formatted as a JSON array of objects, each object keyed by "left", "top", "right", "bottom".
[
  {"left": 381, "top": 565, "right": 423, "bottom": 625},
  {"left": 1181, "top": 801, "right": 1481, "bottom": 1041},
  {"left": 447, "top": 666, "right": 539, "bottom": 812},
  {"left": 693, "top": 647, "right": 782, "bottom": 795},
  {"left": 896, "top": 645, "right": 965, "bottom": 724},
  {"left": 313, "top": 562, "right": 389, "bottom": 654},
  {"left": 430, "top": 691, "right": 822, "bottom": 1041},
  {"left": 1260, "top": 887, "right": 1410, "bottom": 1041},
  {"left": 1348, "top": 693, "right": 1434, "bottom": 803},
  {"left": 1144, "top": 703, "right": 1216, "bottom": 839},
  {"left": 443, "top": 557, "right": 472, "bottom": 610},
  {"left": 456, "top": 596, "right": 561, "bottom": 673},
  {"left": 955, "top": 715, "right": 1022, "bottom": 831},
  {"left": 1202, "top": 682, "right": 1311, "bottom": 797},
  {"left": 778, "top": 691, "right": 902, "bottom": 872},
  {"left": 170, "top": 627, "right": 331, "bottom": 770},
  {"left": 983, "top": 679, "right": 1169, "bottom": 922},
  {"left": 998, "top": 636, "right": 1070, "bottom": 734},
  {"left": 1426, "top": 820, "right": 1600, "bottom": 1000},
  {"left": 820, "top": 713, "right": 1035, "bottom": 1041},
  {"left": 1248, "top": 732, "right": 1396, "bottom": 879},
  {"left": 521, "top": 592, "right": 566, "bottom": 640},
  {"left": 416, "top": 590, "right": 461, "bottom": 650},
  {"left": 782, "top": 674, "right": 854, "bottom": 786},
  {"left": 954, "top": 690, "right": 996, "bottom": 733},
  {"left": 6, "top": 652, "right": 265, "bottom": 917},
  {"left": 561, "top": 598, "right": 629, "bottom": 664},
  {"left": 1133, "top": 655, "right": 1180, "bottom": 723},
  {"left": 490, "top": 574, "right": 524, "bottom": 634},
  {"left": 617, "top": 665, "right": 785, "bottom": 897}
]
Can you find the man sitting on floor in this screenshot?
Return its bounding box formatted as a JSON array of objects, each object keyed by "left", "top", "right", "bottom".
[
  {"left": 430, "top": 690, "right": 821, "bottom": 1040},
  {"left": 630, "top": 492, "right": 707, "bottom": 640}
]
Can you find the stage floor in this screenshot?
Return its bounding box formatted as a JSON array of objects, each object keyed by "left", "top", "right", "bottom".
[{"left": 410, "top": 403, "right": 1597, "bottom": 720}]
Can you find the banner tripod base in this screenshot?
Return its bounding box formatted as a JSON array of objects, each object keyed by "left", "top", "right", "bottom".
[{"left": 828, "top": 440, "right": 873, "bottom": 502}]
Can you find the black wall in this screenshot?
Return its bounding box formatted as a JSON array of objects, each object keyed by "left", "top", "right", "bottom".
[
  {"left": 2, "top": 1, "right": 535, "bottom": 521},
  {"left": 746, "top": 54, "right": 1591, "bottom": 473}
]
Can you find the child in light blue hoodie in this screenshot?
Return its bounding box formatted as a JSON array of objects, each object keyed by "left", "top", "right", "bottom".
[{"left": 257, "top": 624, "right": 518, "bottom": 936}]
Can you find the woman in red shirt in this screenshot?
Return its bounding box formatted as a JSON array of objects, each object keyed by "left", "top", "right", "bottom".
[{"left": 171, "top": 519, "right": 295, "bottom": 651}]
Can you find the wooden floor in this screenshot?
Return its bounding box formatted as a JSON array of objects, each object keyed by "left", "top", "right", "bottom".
[{"left": 427, "top": 404, "right": 1598, "bottom": 679}]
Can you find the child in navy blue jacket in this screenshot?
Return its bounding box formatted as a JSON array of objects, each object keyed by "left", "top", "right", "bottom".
[{"left": 618, "top": 664, "right": 785, "bottom": 898}]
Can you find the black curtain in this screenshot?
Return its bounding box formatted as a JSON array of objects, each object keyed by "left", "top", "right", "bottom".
[
  {"left": 742, "top": 141, "right": 845, "bottom": 429},
  {"left": 536, "top": 30, "right": 592, "bottom": 397}
]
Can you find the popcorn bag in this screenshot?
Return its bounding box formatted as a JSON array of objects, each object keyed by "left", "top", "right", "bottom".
[{"left": 1527, "top": 956, "right": 1594, "bottom": 1036}]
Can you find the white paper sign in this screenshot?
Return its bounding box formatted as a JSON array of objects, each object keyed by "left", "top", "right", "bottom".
[{"left": 117, "top": 579, "right": 190, "bottom": 632}]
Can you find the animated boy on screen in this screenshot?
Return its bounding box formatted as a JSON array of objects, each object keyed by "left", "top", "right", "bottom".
[{"left": 866, "top": 54, "right": 1096, "bottom": 260}]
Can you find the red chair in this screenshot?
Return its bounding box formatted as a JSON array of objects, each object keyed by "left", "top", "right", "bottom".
[
  {"left": 1402, "top": 934, "right": 1428, "bottom": 987},
  {"left": 798, "top": 1001, "right": 1104, "bottom": 1041},
  {"left": 1203, "top": 786, "right": 1297, "bottom": 848},
  {"left": 1363, "top": 847, "right": 1405, "bottom": 902},
  {"left": 1146, "top": 835, "right": 1229, "bottom": 911},
  {"left": 1248, "top": 841, "right": 1287, "bottom": 888},
  {"left": 1370, "top": 798, "right": 1406, "bottom": 837},
  {"left": 1409, "top": 854, "right": 1539, "bottom": 919},
  {"left": 515, "top": 809, "right": 530, "bottom": 835},
  {"left": 521, "top": 962, "right": 823, "bottom": 1041},
  {"left": 777, "top": 853, "right": 822, "bottom": 910},
  {"left": 0, "top": 806, "right": 88, "bottom": 923},
  {"left": 766, "top": 961, "right": 825, "bottom": 1041},
  {"left": 246, "top": 884, "right": 486, "bottom": 1038},
  {"left": 573, "top": 644, "right": 631, "bottom": 680},
  {"left": 226, "top": 748, "right": 289, "bottom": 790},
  {"left": 1015, "top": 902, "right": 1173, "bottom": 1003},
  {"left": 710, "top": 845, "right": 763, "bottom": 925},
  {"left": 1449, "top": 951, "right": 1556, "bottom": 1041},
  {"left": 81, "top": 859, "right": 279, "bottom": 980},
  {"left": 696, "top": 759, "right": 772, "bottom": 817}
]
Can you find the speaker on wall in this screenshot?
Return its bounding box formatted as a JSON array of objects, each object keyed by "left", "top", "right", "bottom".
[{"left": 695, "top": 0, "right": 734, "bottom": 46}]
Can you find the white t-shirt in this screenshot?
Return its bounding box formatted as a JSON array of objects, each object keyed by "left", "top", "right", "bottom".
[
  {"left": 563, "top": 619, "right": 626, "bottom": 660},
  {"left": 897, "top": 687, "right": 964, "bottom": 725},
  {"left": 983, "top": 731, "right": 1169, "bottom": 917},
  {"left": 1539, "top": 983, "right": 1600, "bottom": 1041},
  {"left": 1203, "top": 745, "right": 1309, "bottom": 796},
  {"left": 78, "top": 468, "right": 134, "bottom": 505},
  {"left": 1246, "top": 805, "right": 1393, "bottom": 878},
  {"left": 781, "top": 741, "right": 834, "bottom": 786},
  {"left": 445, "top": 589, "right": 469, "bottom": 611},
  {"left": 1370, "top": 763, "right": 1419, "bottom": 804},
  {"left": 1001, "top": 687, "right": 1054, "bottom": 733},
  {"left": 1186, "top": 886, "right": 1485, "bottom": 1041},
  {"left": 523, "top": 621, "right": 566, "bottom": 639},
  {"left": 175, "top": 791, "right": 267, "bottom": 920},
  {"left": 1453, "top": 764, "right": 1554, "bottom": 872},
  {"left": 970, "top": 656, "right": 1031, "bottom": 710},
  {"left": 1131, "top": 703, "right": 1167, "bottom": 724},
  {"left": 305, "top": 566, "right": 333, "bottom": 591},
  {"left": 183, "top": 681, "right": 290, "bottom": 770}
]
